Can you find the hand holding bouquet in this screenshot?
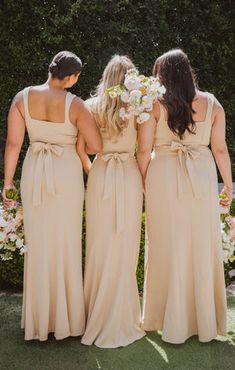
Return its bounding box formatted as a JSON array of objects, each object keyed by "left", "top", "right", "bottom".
[
  {"left": 219, "top": 186, "right": 233, "bottom": 212},
  {"left": 2, "top": 185, "right": 19, "bottom": 209}
]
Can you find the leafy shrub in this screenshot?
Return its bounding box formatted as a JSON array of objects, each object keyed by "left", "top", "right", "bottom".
[{"left": 0, "top": 0, "right": 234, "bottom": 181}]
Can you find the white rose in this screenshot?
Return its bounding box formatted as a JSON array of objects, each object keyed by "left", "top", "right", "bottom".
[
  {"left": 130, "top": 90, "right": 142, "bottom": 101},
  {"left": 137, "top": 112, "right": 150, "bottom": 124},
  {"left": 142, "top": 95, "right": 151, "bottom": 104},
  {"left": 124, "top": 76, "right": 140, "bottom": 91},
  {"left": 120, "top": 91, "right": 130, "bottom": 103},
  {"left": 142, "top": 96, "right": 153, "bottom": 111},
  {"left": 158, "top": 85, "right": 166, "bottom": 95}
]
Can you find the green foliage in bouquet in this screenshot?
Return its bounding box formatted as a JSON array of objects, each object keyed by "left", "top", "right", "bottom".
[{"left": 5, "top": 188, "right": 20, "bottom": 201}]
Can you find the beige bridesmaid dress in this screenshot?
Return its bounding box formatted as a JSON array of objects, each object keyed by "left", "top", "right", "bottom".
[
  {"left": 20, "top": 87, "right": 85, "bottom": 340},
  {"left": 142, "top": 93, "right": 227, "bottom": 343},
  {"left": 81, "top": 114, "right": 146, "bottom": 348}
]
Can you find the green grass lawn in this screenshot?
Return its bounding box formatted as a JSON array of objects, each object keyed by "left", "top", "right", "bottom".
[{"left": 0, "top": 296, "right": 234, "bottom": 370}]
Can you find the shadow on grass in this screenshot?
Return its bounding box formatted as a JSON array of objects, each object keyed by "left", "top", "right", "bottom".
[{"left": 0, "top": 296, "right": 234, "bottom": 370}]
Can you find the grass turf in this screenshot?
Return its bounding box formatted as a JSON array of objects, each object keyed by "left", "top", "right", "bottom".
[{"left": 0, "top": 295, "right": 234, "bottom": 370}]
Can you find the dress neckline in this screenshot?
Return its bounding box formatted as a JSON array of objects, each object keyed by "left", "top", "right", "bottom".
[
  {"left": 158, "top": 92, "right": 214, "bottom": 125},
  {"left": 25, "top": 87, "right": 74, "bottom": 126}
]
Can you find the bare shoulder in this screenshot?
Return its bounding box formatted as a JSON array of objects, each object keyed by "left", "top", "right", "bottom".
[
  {"left": 213, "top": 95, "right": 224, "bottom": 112},
  {"left": 210, "top": 97, "right": 225, "bottom": 129},
  {"left": 210, "top": 94, "right": 225, "bottom": 125},
  {"left": 71, "top": 96, "right": 86, "bottom": 109},
  {"left": 10, "top": 90, "right": 25, "bottom": 117},
  {"left": 70, "top": 96, "right": 93, "bottom": 125},
  {"left": 72, "top": 96, "right": 98, "bottom": 113},
  {"left": 197, "top": 90, "right": 223, "bottom": 111},
  {"left": 12, "top": 90, "right": 24, "bottom": 105}
]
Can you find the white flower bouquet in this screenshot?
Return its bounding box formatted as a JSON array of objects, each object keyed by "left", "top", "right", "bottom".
[
  {"left": 0, "top": 188, "right": 27, "bottom": 261},
  {"left": 221, "top": 214, "right": 235, "bottom": 264},
  {"left": 107, "top": 68, "right": 166, "bottom": 124},
  {"left": 220, "top": 193, "right": 235, "bottom": 264}
]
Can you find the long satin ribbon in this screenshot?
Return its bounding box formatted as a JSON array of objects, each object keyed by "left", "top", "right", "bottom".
[
  {"left": 99, "top": 152, "right": 131, "bottom": 234},
  {"left": 31, "top": 142, "right": 64, "bottom": 206}
]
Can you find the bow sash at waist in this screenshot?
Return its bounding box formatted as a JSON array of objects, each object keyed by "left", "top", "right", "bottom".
[
  {"left": 98, "top": 152, "right": 133, "bottom": 234},
  {"left": 30, "top": 142, "right": 66, "bottom": 206},
  {"left": 156, "top": 141, "right": 209, "bottom": 199}
]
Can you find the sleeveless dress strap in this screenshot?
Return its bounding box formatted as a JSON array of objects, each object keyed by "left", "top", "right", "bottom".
[
  {"left": 23, "top": 87, "right": 31, "bottom": 123},
  {"left": 204, "top": 92, "right": 215, "bottom": 124},
  {"left": 64, "top": 92, "right": 76, "bottom": 124},
  {"left": 158, "top": 101, "right": 165, "bottom": 122},
  {"left": 200, "top": 92, "right": 215, "bottom": 144}
]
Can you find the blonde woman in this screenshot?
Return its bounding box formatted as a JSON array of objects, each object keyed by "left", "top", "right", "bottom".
[{"left": 78, "top": 55, "right": 146, "bottom": 348}]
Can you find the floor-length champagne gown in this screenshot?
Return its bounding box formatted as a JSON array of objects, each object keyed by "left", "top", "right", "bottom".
[
  {"left": 21, "top": 87, "right": 85, "bottom": 341},
  {"left": 142, "top": 93, "right": 227, "bottom": 343},
  {"left": 81, "top": 114, "right": 146, "bottom": 348}
]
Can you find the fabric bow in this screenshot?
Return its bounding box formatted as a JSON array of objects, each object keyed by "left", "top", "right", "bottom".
[
  {"left": 31, "top": 142, "right": 64, "bottom": 206},
  {"left": 100, "top": 152, "right": 130, "bottom": 234},
  {"left": 170, "top": 141, "right": 201, "bottom": 199}
]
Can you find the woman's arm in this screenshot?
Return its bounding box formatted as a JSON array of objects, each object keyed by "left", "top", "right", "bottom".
[
  {"left": 74, "top": 98, "right": 102, "bottom": 154},
  {"left": 136, "top": 112, "right": 156, "bottom": 190},
  {"left": 76, "top": 133, "right": 92, "bottom": 174},
  {"left": 211, "top": 98, "right": 233, "bottom": 208},
  {"left": 3, "top": 91, "right": 25, "bottom": 207}
]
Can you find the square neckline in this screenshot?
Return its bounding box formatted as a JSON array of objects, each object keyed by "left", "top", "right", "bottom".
[
  {"left": 26, "top": 87, "right": 70, "bottom": 126},
  {"left": 158, "top": 92, "right": 212, "bottom": 125}
]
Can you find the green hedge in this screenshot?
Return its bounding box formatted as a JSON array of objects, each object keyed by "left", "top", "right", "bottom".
[
  {"left": 1, "top": 201, "right": 235, "bottom": 291},
  {"left": 0, "top": 0, "right": 234, "bottom": 181}
]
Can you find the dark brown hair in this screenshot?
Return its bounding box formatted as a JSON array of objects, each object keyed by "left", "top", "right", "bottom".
[
  {"left": 153, "top": 49, "right": 196, "bottom": 139},
  {"left": 49, "top": 51, "right": 82, "bottom": 80}
]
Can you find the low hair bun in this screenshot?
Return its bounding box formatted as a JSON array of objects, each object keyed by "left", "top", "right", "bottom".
[
  {"left": 49, "top": 62, "right": 59, "bottom": 76},
  {"left": 49, "top": 51, "right": 82, "bottom": 80}
]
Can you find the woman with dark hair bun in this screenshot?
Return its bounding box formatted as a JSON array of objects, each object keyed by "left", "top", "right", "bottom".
[
  {"left": 3, "top": 50, "right": 102, "bottom": 341},
  {"left": 137, "top": 49, "right": 233, "bottom": 343},
  {"left": 49, "top": 51, "right": 82, "bottom": 80}
]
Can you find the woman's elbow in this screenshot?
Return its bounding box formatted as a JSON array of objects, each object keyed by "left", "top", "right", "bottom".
[
  {"left": 212, "top": 145, "right": 228, "bottom": 156},
  {"left": 5, "top": 140, "right": 22, "bottom": 154}
]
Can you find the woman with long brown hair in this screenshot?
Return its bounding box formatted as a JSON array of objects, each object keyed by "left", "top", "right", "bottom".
[
  {"left": 137, "top": 49, "right": 232, "bottom": 343},
  {"left": 78, "top": 55, "right": 146, "bottom": 348}
]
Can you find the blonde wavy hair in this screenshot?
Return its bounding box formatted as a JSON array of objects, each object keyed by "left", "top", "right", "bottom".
[{"left": 92, "top": 54, "right": 135, "bottom": 140}]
